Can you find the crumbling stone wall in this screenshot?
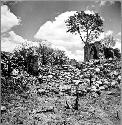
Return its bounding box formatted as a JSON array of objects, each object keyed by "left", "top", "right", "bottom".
[
  {"left": 84, "top": 41, "right": 118, "bottom": 61},
  {"left": 84, "top": 41, "right": 104, "bottom": 61}
]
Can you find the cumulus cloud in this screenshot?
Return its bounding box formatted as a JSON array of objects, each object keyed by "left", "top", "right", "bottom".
[
  {"left": 35, "top": 11, "right": 77, "bottom": 40},
  {"left": 114, "top": 32, "right": 121, "bottom": 51},
  {"left": 100, "top": 0, "right": 107, "bottom": 6},
  {"left": 117, "top": 32, "right": 121, "bottom": 36},
  {"left": 99, "top": 0, "right": 115, "bottom": 7},
  {"left": 34, "top": 11, "right": 85, "bottom": 61},
  {"left": 1, "top": 31, "right": 39, "bottom": 52},
  {"left": 51, "top": 44, "right": 84, "bottom": 61},
  {"left": 97, "top": 30, "right": 113, "bottom": 41},
  {"left": 113, "top": 39, "right": 121, "bottom": 51},
  {"left": 84, "top": 10, "right": 95, "bottom": 15},
  {"left": 1, "top": 5, "right": 21, "bottom": 33},
  {"left": 105, "top": 30, "right": 113, "bottom": 36},
  {"left": 9, "top": 31, "right": 25, "bottom": 43}
]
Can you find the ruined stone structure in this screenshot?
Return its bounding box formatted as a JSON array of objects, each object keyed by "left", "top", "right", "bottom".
[
  {"left": 27, "top": 48, "right": 39, "bottom": 76},
  {"left": 84, "top": 41, "right": 104, "bottom": 61},
  {"left": 84, "top": 41, "right": 117, "bottom": 62}
]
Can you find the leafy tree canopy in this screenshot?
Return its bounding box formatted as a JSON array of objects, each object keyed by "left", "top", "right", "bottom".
[{"left": 65, "top": 10, "right": 104, "bottom": 44}]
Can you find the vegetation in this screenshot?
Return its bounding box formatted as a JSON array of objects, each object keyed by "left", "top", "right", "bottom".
[{"left": 1, "top": 40, "right": 121, "bottom": 125}]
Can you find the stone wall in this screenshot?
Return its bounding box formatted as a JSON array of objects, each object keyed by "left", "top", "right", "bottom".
[{"left": 84, "top": 41, "right": 104, "bottom": 61}]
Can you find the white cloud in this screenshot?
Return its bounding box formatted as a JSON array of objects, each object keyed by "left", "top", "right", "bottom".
[
  {"left": 84, "top": 10, "right": 95, "bottom": 15},
  {"left": 85, "top": 9, "right": 104, "bottom": 21},
  {"left": 34, "top": 11, "right": 85, "bottom": 61},
  {"left": 1, "top": 5, "right": 21, "bottom": 33},
  {"left": 113, "top": 39, "right": 121, "bottom": 52},
  {"left": 117, "top": 32, "right": 121, "bottom": 36},
  {"left": 97, "top": 32, "right": 105, "bottom": 41},
  {"left": 100, "top": 0, "right": 115, "bottom": 6},
  {"left": 1, "top": 31, "right": 25, "bottom": 52},
  {"left": 67, "top": 50, "right": 84, "bottom": 62},
  {"left": 51, "top": 44, "right": 84, "bottom": 61},
  {"left": 91, "top": 5, "right": 95, "bottom": 8},
  {"left": 35, "top": 11, "right": 77, "bottom": 40},
  {"left": 1, "top": 31, "right": 39, "bottom": 52},
  {"left": 97, "top": 30, "right": 114, "bottom": 41},
  {"left": 115, "top": 32, "right": 121, "bottom": 51},
  {"left": 9, "top": 31, "right": 25, "bottom": 43},
  {"left": 105, "top": 30, "right": 113, "bottom": 36},
  {"left": 100, "top": 0, "right": 107, "bottom": 6},
  {"left": 1, "top": 37, "right": 20, "bottom": 52}
]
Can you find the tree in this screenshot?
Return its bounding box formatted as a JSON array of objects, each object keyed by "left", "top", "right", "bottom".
[
  {"left": 12, "top": 45, "right": 39, "bottom": 76},
  {"left": 101, "top": 35, "right": 116, "bottom": 48},
  {"left": 37, "top": 43, "right": 69, "bottom": 66},
  {"left": 65, "top": 10, "right": 103, "bottom": 61},
  {"left": 101, "top": 35, "right": 118, "bottom": 59}
]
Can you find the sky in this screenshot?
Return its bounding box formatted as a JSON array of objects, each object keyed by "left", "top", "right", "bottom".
[{"left": 1, "top": 0, "right": 121, "bottom": 61}]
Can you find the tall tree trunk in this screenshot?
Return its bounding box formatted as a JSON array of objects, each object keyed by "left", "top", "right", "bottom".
[{"left": 84, "top": 43, "right": 91, "bottom": 62}]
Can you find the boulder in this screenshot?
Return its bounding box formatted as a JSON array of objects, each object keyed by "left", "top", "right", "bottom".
[
  {"left": 1, "top": 106, "right": 6, "bottom": 113},
  {"left": 99, "top": 86, "right": 105, "bottom": 90},
  {"left": 96, "top": 81, "right": 102, "bottom": 85},
  {"left": 12, "top": 69, "right": 19, "bottom": 76},
  {"left": 118, "top": 75, "right": 121, "bottom": 80},
  {"left": 95, "top": 68, "right": 100, "bottom": 72},
  {"left": 48, "top": 75, "right": 53, "bottom": 78},
  {"left": 38, "top": 74, "right": 43, "bottom": 78},
  {"left": 111, "top": 81, "right": 116, "bottom": 86},
  {"left": 1, "top": 105, "right": 6, "bottom": 111}
]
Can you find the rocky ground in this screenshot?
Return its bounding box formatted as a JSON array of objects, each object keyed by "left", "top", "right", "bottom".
[{"left": 1, "top": 58, "right": 121, "bottom": 125}]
